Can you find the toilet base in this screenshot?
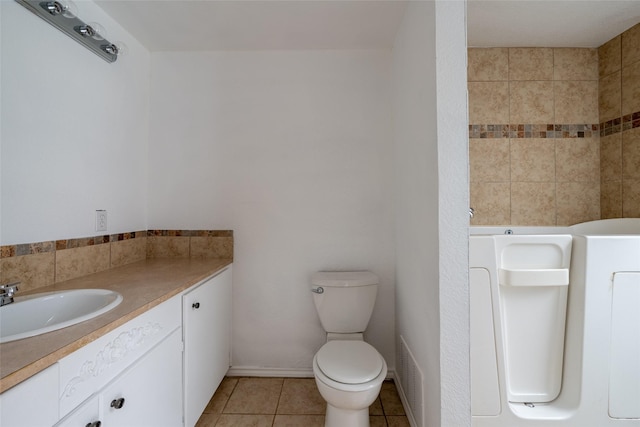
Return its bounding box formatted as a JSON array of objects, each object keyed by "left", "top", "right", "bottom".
[{"left": 325, "top": 403, "right": 370, "bottom": 427}]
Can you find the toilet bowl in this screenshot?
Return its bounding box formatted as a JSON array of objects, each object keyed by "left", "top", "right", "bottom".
[
  {"left": 310, "top": 271, "right": 387, "bottom": 427},
  {"left": 313, "top": 340, "right": 388, "bottom": 427}
]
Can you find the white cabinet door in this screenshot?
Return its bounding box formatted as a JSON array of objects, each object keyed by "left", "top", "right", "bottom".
[
  {"left": 101, "top": 327, "right": 183, "bottom": 427},
  {"left": 55, "top": 396, "right": 100, "bottom": 427},
  {"left": 183, "top": 266, "right": 232, "bottom": 427},
  {"left": 0, "top": 364, "right": 59, "bottom": 427}
]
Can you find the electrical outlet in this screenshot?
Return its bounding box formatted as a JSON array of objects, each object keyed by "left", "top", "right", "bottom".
[{"left": 96, "top": 210, "right": 107, "bottom": 232}]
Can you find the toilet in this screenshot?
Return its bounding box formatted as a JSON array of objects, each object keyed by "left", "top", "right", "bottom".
[{"left": 311, "top": 271, "right": 388, "bottom": 427}]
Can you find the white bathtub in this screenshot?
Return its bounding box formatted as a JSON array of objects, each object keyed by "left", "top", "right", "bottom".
[{"left": 470, "top": 219, "right": 640, "bottom": 427}]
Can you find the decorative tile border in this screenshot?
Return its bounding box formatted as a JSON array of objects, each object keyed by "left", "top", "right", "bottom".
[
  {"left": 147, "top": 230, "right": 233, "bottom": 237},
  {"left": 469, "top": 123, "right": 598, "bottom": 139},
  {"left": 0, "top": 230, "right": 232, "bottom": 259},
  {"left": 600, "top": 111, "right": 640, "bottom": 136}
]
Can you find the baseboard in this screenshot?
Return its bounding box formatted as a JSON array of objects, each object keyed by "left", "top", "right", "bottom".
[
  {"left": 394, "top": 376, "right": 419, "bottom": 427},
  {"left": 226, "top": 366, "right": 315, "bottom": 378},
  {"left": 227, "top": 366, "right": 397, "bottom": 382}
]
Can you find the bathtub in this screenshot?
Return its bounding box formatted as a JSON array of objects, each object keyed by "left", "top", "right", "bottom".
[{"left": 470, "top": 219, "right": 640, "bottom": 426}]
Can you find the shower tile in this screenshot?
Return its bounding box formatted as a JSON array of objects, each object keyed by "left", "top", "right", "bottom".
[
  {"left": 468, "top": 82, "right": 510, "bottom": 124},
  {"left": 599, "top": 71, "right": 622, "bottom": 123},
  {"left": 511, "top": 182, "right": 556, "bottom": 226},
  {"left": 469, "top": 138, "right": 510, "bottom": 182},
  {"left": 0, "top": 252, "right": 55, "bottom": 293},
  {"left": 510, "top": 138, "right": 555, "bottom": 182},
  {"left": 509, "top": 48, "right": 553, "bottom": 81},
  {"left": 553, "top": 48, "right": 598, "bottom": 81},
  {"left": 621, "top": 60, "right": 640, "bottom": 116},
  {"left": 600, "top": 133, "right": 623, "bottom": 182},
  {"left": 468, "top": 48, "right": 509, "bottom": 81},
  {"left": 276, "top": 378, "right": 325, "bottom": 415},
  {"left": 554, "top": 81, "right": 599, "bottom": 124},
  {"left": 623, "top": 179, "right": 640, "bottom": 217},
  {"left": 622, "top": 23, "right": 640, "bottom": 67},
  {"left": 601, "top": 180, "right": 623, "bottom": 219},
  {"left": 470, "top": 182, "right": 511, "bottom": 226},
  {"left": 509, "top": 81, "right": 554, "bottom": 124},
  {"left": 556, "top": 137, "right": 600, "bottom": 182},
  {"left": 223, "top": 377, "right": 283, "bottom": 414},
  {"left": 556, "top": 182, "right": 600, "bottom": 226},
  {"left": 55, "top": 244, "right": 110, "bottom": 283},
  {"left": 599, "top": 35, "right": 622, "bottom": 78},
  {"left": 622, "top": 128, "right": 640, "bottom": 180}
]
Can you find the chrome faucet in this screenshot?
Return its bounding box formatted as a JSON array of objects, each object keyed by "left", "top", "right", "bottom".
[{"left": 0, "top": 282, "right": 19, "bottom": 306}]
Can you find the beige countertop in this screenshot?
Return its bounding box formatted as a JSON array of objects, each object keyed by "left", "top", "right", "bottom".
[{"left": 0, "top": 258, "right": 232, "bottom": 393}]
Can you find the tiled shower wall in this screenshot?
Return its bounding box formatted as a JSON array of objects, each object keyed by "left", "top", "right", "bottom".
[
  {"left": 599, "top": 23, "right": 640, "bottom": 218},
  {"left": 468, "top": 47, "right": 600, "bottom": 226},
  {"left": 469, "top": 22, "right": 640, "bottom": 226},
  {"left": 0, "top": 231, "right": 233, "bottom": 293}
]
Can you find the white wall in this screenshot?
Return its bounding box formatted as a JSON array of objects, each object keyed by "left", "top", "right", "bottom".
[
  {"left": 393, "top": 1, "right": 469, "bottom": 426},
  {"left": 149, "top": 50, "right": 396, "bottom": 372},
  {"left": 0, "top": 0, "right": 150, "bottom": 245}
]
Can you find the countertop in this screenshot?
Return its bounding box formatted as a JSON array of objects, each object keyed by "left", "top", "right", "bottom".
[{"left": 0, "top": 258, "right": 232, "bottom": 393}]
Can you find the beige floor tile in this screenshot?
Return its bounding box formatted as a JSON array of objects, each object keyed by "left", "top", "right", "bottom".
[
  {"left": 380, "top": 381, "right": 406, "bottom": 416},
  {"left": 214, "top": 414, "right": 274, "bottom": 427},
  {"left": 370, "top": 415, "right": 388, "bottom": 426},
  {"left": 277, "top": 378, "right": 326, "bottom": 415},
  {"left": 387, "top": 415, "right": 411, "bottom": 427},
  {"left": 195, "top": 412, "right": 220, "bottom": 427},
  {"left": 223, "top": 378, "right": 284, "bottom": 414},
  {"left": 204, "top": 377, "right": 239, "bottom": 414},
  {"left": 273, "top": 414, "right": 325, "bottom": 426},
  {"left": 369, "top": 397, "right": 384, "bottom": 415}
]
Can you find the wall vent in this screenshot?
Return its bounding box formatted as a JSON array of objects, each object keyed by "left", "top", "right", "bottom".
[{"left": 397, "top": 335, "right": 424, "bottom": 426}]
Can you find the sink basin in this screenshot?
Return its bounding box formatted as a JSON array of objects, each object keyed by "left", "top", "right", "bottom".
[{"left": 0, "top": 289, "right": 123, "bottom": 343}]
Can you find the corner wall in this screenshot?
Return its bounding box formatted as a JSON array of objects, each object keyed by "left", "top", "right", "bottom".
[{"left": 392, "top": 1, "right": 470, "bottom": 425}]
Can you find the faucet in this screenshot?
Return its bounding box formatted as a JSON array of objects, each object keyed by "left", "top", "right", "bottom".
[{"left": 0, "top": 282, "right": 20, "bottom": 306}]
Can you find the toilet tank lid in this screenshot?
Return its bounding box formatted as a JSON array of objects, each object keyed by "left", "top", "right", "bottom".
[{"left": 311, "top": 271, "right": 379, "bottom": 287}]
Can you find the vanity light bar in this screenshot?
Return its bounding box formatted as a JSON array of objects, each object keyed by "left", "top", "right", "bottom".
[{"left": 15, "top": 0, "right": 119, "bottom": 63}]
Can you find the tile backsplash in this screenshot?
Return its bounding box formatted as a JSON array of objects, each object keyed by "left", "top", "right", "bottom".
[
  {"left": 0, "top": 230, "right": 233, "bottom": 293},
  {"left": 468, "top": 22, "right": 640, "bottom": 226}
]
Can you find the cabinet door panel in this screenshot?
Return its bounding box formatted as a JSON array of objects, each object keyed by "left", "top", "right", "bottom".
[
  {"left": 55, "top": 395, "right": 100, "bottom": 427},
  {"left": 102, "top": 327, "right": 183, "bottom": 427},
  {"left": 0, "top": 364, "right": 59, "bottom": 427},
  {"left": 183, "top": 266, "right": 232, "bottom": 427}
]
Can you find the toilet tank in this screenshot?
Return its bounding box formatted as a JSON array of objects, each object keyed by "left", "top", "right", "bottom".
[{"left": 311, "top": 271, "right": 379, "bottom": 334}]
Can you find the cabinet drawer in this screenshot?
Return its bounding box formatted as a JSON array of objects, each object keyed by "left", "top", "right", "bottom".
[{"left": 58, "top": 294, "right": 181, "bottom": 417}]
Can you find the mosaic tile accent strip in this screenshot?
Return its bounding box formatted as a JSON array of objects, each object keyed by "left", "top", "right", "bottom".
[
  {"left": 600, "top": 111, "right": 640, "bottom": 136},
  {"left": 147, "top": 230, "right": 233, "bottom": 237},
  {"left": 0, "top": 230, "right": 231, "bottom": 259},
  {"left": 469, "top": 123, "right": 599, "bottom": 139}
]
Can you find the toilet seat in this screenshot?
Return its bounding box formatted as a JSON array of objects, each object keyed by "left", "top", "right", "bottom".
[{"left": 316, "top": 341, "right": 384, "bottom": 384}]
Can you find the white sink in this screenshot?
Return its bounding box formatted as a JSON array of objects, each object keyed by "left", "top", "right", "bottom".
[{"left": 0, "top": 289, "right": 123, "bottom": 343}]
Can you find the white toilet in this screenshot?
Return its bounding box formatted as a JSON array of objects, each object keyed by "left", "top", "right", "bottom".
[{"left": 311, "top": 271, "right": 388, "bottom": 427}]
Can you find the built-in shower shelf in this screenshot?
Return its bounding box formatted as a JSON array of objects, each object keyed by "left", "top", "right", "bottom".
[{"left": 499, "top": 268, "right": 569, "bottom": 287}]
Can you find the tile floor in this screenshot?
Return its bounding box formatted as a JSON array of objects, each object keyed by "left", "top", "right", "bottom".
[{"left": 196, "top": 377, "right": 410, "bottom": 427}]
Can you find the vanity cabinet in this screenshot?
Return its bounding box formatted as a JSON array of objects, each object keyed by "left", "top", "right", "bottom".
[
  {"left": 1, "top": 263, "right": 232, "bottom": 427},
  {"left": 183, "top": 265, "right": 233, "bottom": 427},
  {"left": 0, "top": 364, "right": 59, "bottom": 427},
  {"left": 57, "top": 328, "right": 183, "bottom": 427}
]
